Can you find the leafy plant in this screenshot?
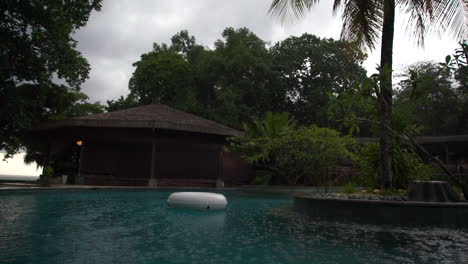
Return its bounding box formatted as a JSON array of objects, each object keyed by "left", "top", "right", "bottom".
[
  {"left": 231, "top": 113, "right": 357, "bottom": 185},
  {"left": 243, "top": 112, "right": 295, "bottom": 138},
  {"left": 342, "top": 182, "right": 356, "bottom": 194},
  {"left": 250, "top": 171, "right": 273, "bottom": 185},
  {"left": 43, "top": 166, "right": 54, "bottom": 177},
  {"left": 229, "top": 112, "right": 295, "bottom": 167},
  {"left": 357, "top": 142, "right": 434, "bottom": 189},
  {"left": 40, "top": 165, "right": 54, "bottom": 186}
]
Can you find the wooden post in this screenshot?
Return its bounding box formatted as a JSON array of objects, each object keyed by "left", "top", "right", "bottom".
[
  {"left": 216, "top": 146, "right": 224, "bottom": 188},
  {"left": 148, "top": 139, "right": 158, "bottom": 187},
  {"left": 77, "top": 140, "right": 85, "bottom": 185}
]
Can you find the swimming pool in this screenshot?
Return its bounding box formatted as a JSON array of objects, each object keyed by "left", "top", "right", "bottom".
[{"left": 1, "top": 190, "right": 467, "bottom": 264}]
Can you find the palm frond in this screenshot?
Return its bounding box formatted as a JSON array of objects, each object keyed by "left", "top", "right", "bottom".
[
  {"left": 432, "top": 0, "right": 467, "bottom": 40},
  {"left": 398, "top": 0, "right": 431, "bottom": 47},
  {"left": 399, "top": 0, "right": 467, "bottom": 47},
  {"left": 340, "top": 0, "right": 384, "bottom": 50},
  {"left": 333, "top": 0, "right": 343, "bottom": 14},
  {"left": 269, "top": 0, "right": 320, "bottom": 26}
]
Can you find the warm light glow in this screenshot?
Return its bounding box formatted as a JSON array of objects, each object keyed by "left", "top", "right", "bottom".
[{"left": 76, "top": 140, "right": 83, "bottom": 146}]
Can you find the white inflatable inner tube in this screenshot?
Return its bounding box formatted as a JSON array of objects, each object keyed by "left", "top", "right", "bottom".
[{"left": 167, "top": 192, "right": 227, "bottom": 210}]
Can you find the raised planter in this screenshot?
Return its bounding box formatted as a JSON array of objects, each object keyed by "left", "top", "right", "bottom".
[
  {"left": 407, "top": 180, "right": 460, "bottom": 202},
  {"left": 294, "top": 195, "right": 468, "bottom": 227},
  {"left": 241, "top": 185, "right": 358, "bottom": 195}
]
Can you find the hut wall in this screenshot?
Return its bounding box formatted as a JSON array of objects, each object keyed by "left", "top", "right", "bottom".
[
  {"left": 154, "top": 132, "right": 224, "bottom": 187},
  {"left": 222, "top": 152, "right": 253, "bottom": 186},
  {"left": 81, "top": 139, "right": 151, "bottom": 186},
  {"left": 51, "top": 127, "right": 252, "bottom": 187}
]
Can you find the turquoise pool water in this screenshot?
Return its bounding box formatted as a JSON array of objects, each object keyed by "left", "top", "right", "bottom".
[{"left": 0, "top": 190, "right": 467, "bottom": 264}]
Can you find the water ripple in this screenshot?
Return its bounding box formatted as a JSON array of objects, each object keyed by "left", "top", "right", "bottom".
[{"left": 0, "top": 190, "right": 467, "bottom": 264}]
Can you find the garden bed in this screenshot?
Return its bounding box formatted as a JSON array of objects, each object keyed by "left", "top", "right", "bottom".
[
  {"left": 241, "top": 185, "right": 364, "bottom": 195},
  {"left": 294, "top": 193, "right": 468, "bottom": 227}
]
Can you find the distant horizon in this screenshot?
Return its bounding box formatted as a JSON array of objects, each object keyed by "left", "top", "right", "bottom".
[
  {"left": 0, "top": 153, "right": 42, "bottom": 177},
  {"left": 0, "top": 174, "right": 39, "bottom": 182},
  {"left": 0, "top": 174, "right": 40, "bottom": 177}
]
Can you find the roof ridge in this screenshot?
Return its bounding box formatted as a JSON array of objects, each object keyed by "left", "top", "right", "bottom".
[
  {"left": 71, "top": 103, "right": 162, "bottom": 119},
  {"left": 45, "top": 103, "right": 244, "bottom": 137},
  {"left": 77, "top": 103, "right": 232, "bottom": 128}
]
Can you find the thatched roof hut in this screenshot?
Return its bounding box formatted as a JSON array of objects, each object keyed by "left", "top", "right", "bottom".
[
  {"left": 37, "top": 104, "right": 244, "bottom": 137},
  {"left": 34, "top": 104, "right": 251, "bottom": 187}
]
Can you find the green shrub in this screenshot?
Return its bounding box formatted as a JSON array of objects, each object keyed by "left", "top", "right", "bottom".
[
  {"left": 268, "top": 126, "right": 357, "bottom": 185},
  {"left": 251, "top": 171, "right": 272, "bottom": 185},
  {"left": 39, "top": 165, "right": 54, "bottom": 186},
  {"left": 452, "top": 186, "right": 463, "bottom": 196},
  {"left": 42, "top": 166, "right": 54, "bottom": 177},
  {"left": 357, "top": 142, "right": 434, "bottom": 189},
  {"left": 342, "top": 182, "right": 356, "bottom": 193},
  {"left": 231, "top": 113, "right": 357, "bottom": 185}
]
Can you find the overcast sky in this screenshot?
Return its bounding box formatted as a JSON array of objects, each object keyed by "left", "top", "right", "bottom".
[
  {"left": 1, "top": 0, "right": 464, "bottom": 176},
  {"left": 74, "top": 0, "right": 463, "bottom": 104}
]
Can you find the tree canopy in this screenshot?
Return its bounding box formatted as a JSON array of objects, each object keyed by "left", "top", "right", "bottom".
[
  {"left": 269, "top": 0, "right": 466, "bottom": 188},
  {"left": 110, "top": 28, "right": 368, "bottom": 130},
  {"left": 394, "top": 60, "right": 468, "bottom": 136},
  {"left": 270, "top": 34, "right": 367, "bottom": 126},
  {"left": 0, "top": 0, "right": 103, "bottom": 158}
]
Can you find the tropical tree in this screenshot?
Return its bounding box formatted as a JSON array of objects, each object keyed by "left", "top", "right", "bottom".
[
  {"left": 0, "top": 0, "right": 102, "bottom": 157},
  {"left": 118, "top": 28, "right": 274, "bottom": 128},
  {"left": 128, "top": 47, "right": 196, "bottom": 110},
  {"left": 444, "top": 41, "right": 467, "bottom": 93},
  {"left": 269, "top": 0, "right": 466, "bottom": 188},
  {"left": 270, "top": 33, "right": 367, "bottom": 127},
  {"left": 394, "top": 61, "right": 467, "bottom": 135}
]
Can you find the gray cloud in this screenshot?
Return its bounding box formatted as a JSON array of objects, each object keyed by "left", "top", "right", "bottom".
[{"left": 73, "top": 0, "right": 462, "bottom": 103}]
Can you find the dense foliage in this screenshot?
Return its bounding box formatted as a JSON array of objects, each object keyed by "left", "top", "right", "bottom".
[
  {"left": 109, "top": 28, "right": 367, "bottom": 129},
  {"left": 231, "top": 113, "right": 357, "bottom": 185},
  {"left": 357, "top": 142, "right": 433, "bottom": 189},
  {"left": 394, "top": 60, "right": 468, "bottom": 135},
  {"left": 0, "top": 0, "right": 103, "bottom": 158},
  {"left": 328, "top": 45, "right": 467, "bottom": 189},
  {"left": 269, "top": 34, "right": 367, "bottom": 127},
  {"left": 268, "top": 0, "right": 465, "bottom": 189}
]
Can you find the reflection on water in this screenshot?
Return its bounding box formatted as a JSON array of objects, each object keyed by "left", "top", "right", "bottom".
[
  {"left": 0, "top": 193, "right": 37, "bottom": 263},
  {"left": 166, "top": 209, "right": 226, "bottom": 232},
  {"left": 0, "top": 190, "right": 467, "bottom": 264}
]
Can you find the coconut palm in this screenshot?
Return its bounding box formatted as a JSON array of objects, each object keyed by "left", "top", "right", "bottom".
[{"left": 269, "top": 0, "right": 467, "bottom": 188}]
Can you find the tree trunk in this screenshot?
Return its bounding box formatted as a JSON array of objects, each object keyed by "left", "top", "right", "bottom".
[{"left": 379, "top": 0, "right": 395, "bottom": 189}]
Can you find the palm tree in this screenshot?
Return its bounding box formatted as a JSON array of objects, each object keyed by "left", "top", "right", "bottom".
[
  {"left": 269, "top": 0, "right": 467, "bottom": 189},
  {"left": 242, "top": 112, "right": 295, "bottom": 138}
]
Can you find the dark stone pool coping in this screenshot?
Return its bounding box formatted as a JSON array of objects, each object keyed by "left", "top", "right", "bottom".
[
  {"left": 296, "top": 195, "right": 468, "bottom": 207},
  {"left": 0, "top": 185, "right": 361, "bottom": 196},
  {"left": 0, "top": 184, "right": 240, "bottom": 191},
  {"left": 241, "top": 185, "right": 366, "bottom": 195},
  {"left": 294, "top": 195, "right": 468, "bottom": 227}
]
